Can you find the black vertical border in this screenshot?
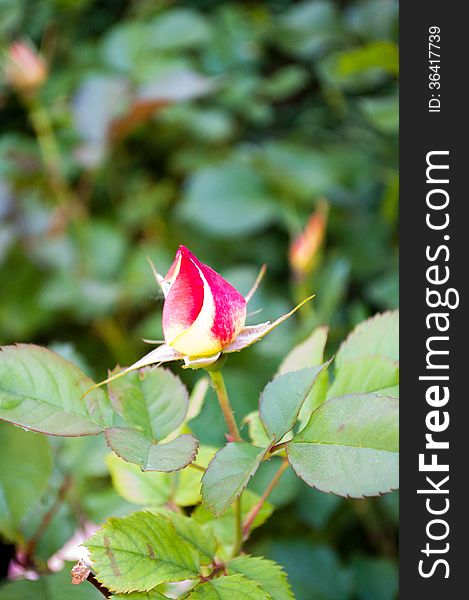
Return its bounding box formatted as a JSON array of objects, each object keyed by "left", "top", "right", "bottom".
[{"left": 400, "top": 2, "right": 466, "bottom": 597}]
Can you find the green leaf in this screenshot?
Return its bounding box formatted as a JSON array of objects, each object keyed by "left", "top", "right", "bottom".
[
  {"left": 320, "top": 41, "right": 399, "bottom": 90},
  {"left": 106, "top": 428, "right": 198, "bottom": 472},
  {"left": 108, "top": 368, "right": 188, "bottom": 441},
  {"left": 261, "top": 66, "right": 309, "bottom": 101},
  {"left": 298, "top": 371, "right": 329, "bottom": 429},
  {"left": 59, "top": 434, "right": 110, "bottom": 478},
  {"left": 243, "top": 411, "right": 271, "bottom": 447},
  {"left": 100, "top": 22, "right": 147, "bottom": 72},
  {"left": 179, "top": 161, "right": 277, "bottom": 237},
  {"left": 278, "top": 326, "right": 328, "bottom": 375},
  {"left": 85, "top": 511, "right": 200, "bottom": 593},
  {"left": 296, "top": 485, "right": 341, "bottom": 529},
  {"left": 327, "top": 357, "right": 399, "bottom": 398},
  {"left": 227, "top": 555, "right": 294, "bottom": 600},
  {"left": 0, "top": 564, "right": 102, "bottom": 599},
  {"left": 187, "top": 377, "right": 210, "bottom": 421},
  {"left": 171, "top": 377, "right": 210, "bottom": 439},
  {"left": 265, "top": 540, "right": 351, "bottom": 599},
  {"left": 0, "top": 422, "right": 52, "bottom": 541},
  {"left": 189, "top": 575, "right": 269, "bottom": 600},
  {"left": 105, "top": 368, "right": 196, "bottom": 472},
  {"left": 287, "top": 394, "right": 398, "bottom": 497},
  {"left": 81, "top": 487, "right": 134, "bottom": 524},
  {"left": 351, "top": 555, "right": 398, "bottom": 600},
  {"left": 23, "top": 500, "right": 75, "bottom": 562},
  {"left": 147, "top": 9, "right": 211, "bottom": 51},
  {"left": 173, "top": 446, "right": 218, "bottom": 506},
  {"left": 193, "top": 490, "right": 273, "bottom": 555},
  {"left": 107, "top": 446, "right": 217, "bottom": 507},
  {"left": 112, "top": 592, "right": 169, "bottom": 600},
  {"left": 201, "top": 443, "right": 267, "bottom": 516},
  {"left": 106, "top": 453, "right": 171, "bottom": 506},
  {"left": 376, "top": 385, "right": 399, "bottom": 398},
  {"left": 347, "top": 0, "right": 398, "bottom": 41},
  {"left": 277, "top": 0, "right": 342, "bottom": 58},
  {"left": 278, "top": 326, "right": 330, "bottom": 427},
  {"left": 360, "top": 96, "right": 399, "bottom": 134},
  {"left": 167, "top": 512, "right": 216, "bottom": 564},
  {"left": 249, "top": 458, "right": 300, "bottom": 507},
  {"left": 259, "top": 364, "right": 330, "bottom": 442},
  {"left": 260, "top": 142, "right": 338, "bottom": 202},
  {"left": 0, "top": 344, "right": 113, "bottom": 436},
  {"left": 315, "top": 258, "right": 351, "bottom": 323},
  {"left": 335, "top": 311, "right": 399, "bottom": 368}
]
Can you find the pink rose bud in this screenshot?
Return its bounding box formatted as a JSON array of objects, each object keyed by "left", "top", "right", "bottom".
[
  {"left": 81, "top": 247, "right": 315, "bottom": 394},
  {"left": 289, "top": 199, "right": 328, "bottom": 279},
  {"left": 161, "top": 246, "right": 247, "bottom": 357},
  {"left": 4, "top": 41, "right": 47, "bottom": 93}
]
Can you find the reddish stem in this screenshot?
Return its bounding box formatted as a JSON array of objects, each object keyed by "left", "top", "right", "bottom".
[
  {"left": 24, "top": 474, "right": 73, "bottom": 564},
  {"left": 242, "top": 459, "right": 289, "bottom": 540}
]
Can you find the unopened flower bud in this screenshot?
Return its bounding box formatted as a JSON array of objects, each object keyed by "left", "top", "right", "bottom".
[
  {"left": 4, "top": 41, "right": 47, "bottom": 93},
  {"left": 162, "top": 246, "right": 247, "bottom": 357},
  {"left": 84, "top": 245, "right": 315, "bottom": 389},
  {"left": 289, "top": 200, "right": 329, "bottom": 279}
]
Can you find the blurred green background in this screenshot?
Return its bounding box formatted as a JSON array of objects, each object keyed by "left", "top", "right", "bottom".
[{"left": 0, "top": 0, "right": 398, "bottom": 598}]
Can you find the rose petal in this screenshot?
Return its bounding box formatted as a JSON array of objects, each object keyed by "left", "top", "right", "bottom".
[
  {"left": 186, "top": 247, "right": 246, "bottom": 346},
  {"left": 163, "top": 247, "right": 246, "bottom": 356},
  {"left": 163, "top": 249, "right": 205, "bottom": 345}
]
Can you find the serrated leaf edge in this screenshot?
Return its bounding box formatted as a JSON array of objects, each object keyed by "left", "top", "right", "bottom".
[
  {"left": 105, "top": 428, "right": 199, "bottom": 472},
  {"left": 258, "top": 361, "right": 332, "bottom": 442},
  {"left": 201, "top": 444, "right": 269, "bottom": 517}
]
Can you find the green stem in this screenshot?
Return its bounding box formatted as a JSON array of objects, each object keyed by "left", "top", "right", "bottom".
[
  {"left": 293, "top": 277, "right": 315, "bottom": 323},
  {"left": 242, "top": 459, "right": 289, "bottom": 541},
  {"left": 188, "top": 462, "right": 206, "bottom": 473},
  {"left": 208, "top": 369, "right": 243, "bottom": 556},
  {"left": 25, "top": 94, "right": 73, "bottom": 206},
  {"left": 208, "top": 370, "right": 241, "bottom": 442},
  {"left": 268, "top": 441, "right": 288, "bottom": 455}
]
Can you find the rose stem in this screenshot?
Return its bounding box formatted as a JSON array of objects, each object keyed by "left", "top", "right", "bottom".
[
  {"left": 242, "top": 459, "right": 289, "bottom": 541},
  {"left": 188, "top": 462, "right": 206, "bottom": 473},
  {"left": 268, "top": 440, "right": 288, "bottom": 455},
  {"left": 294, "top": 277, "right": 315, "bottom": 323},
  {"left": 24, "top": 474, "right": 73, "bottom": 564},
  {"left": 208, "top": 369, "right": 243, "bottom": 556},
  {"left": 208, "top": 370, "right": 241, "bottom": 443},
  {"left": 24, "top": 94, "right": 74, "bottom": 207}
]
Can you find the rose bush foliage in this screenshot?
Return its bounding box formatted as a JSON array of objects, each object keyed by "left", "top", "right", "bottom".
[
  {"left": 0, "top": 247, "right": 398, "bottom": 598},
  {"left": 0, "top": 0, "right": 398, "bottom": 597}
]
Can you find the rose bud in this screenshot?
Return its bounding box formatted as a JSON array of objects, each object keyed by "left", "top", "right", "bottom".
[
  {"left": 4, "top": 41, "right": 47, "bottom": 94},
  {"left": 83, "top": 247, "right": 314, "bottom": 395},
  {"left": 161, "top": 246, "right": 247, "bottom": 357},
  {"left": 289, "top": 199, "right": 328, "bottom": 279}
]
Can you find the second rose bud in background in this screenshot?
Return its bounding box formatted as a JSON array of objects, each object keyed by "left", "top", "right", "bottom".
[{"left": 289, "top": 199, "right": 329, "bottom": 282}]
